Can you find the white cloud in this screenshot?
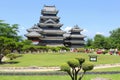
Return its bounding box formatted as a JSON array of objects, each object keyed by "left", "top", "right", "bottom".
[
  {"left": 96, "top": 32, "right": 104, "bottom": 35},
  {"left": 82, "top": 29, "right": 88, "bottom": 33},
  {"left": 81, "top": 29, "right": 89, "bottom": 34},
  {"left": 64, "top": 26, "right": 72, "bottom": 32}
]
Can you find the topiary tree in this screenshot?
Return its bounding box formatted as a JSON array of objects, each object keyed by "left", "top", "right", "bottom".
[{"left": 61, "top": 58, "right": 94, "bottom": 80}]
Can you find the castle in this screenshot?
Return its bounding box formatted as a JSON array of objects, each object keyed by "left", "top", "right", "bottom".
[{"left": 25, "top": 5, "right": 85, "bottom": 48}]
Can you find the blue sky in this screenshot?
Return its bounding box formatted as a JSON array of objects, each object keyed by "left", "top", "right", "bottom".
[{"left": 0, "top": 0, "right": 120, "bottom": 39}]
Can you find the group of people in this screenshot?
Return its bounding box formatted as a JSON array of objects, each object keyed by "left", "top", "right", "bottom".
[
  {"left": 70, "top": 48, "right": 120, "bottom": 56},
  {"left": 85, "top": 48, "right": 120, "bottom": 55}
]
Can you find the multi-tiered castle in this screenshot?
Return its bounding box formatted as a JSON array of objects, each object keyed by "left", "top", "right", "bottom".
[{"left": 25, "top": 5, "right": 85, "bottom": 48}]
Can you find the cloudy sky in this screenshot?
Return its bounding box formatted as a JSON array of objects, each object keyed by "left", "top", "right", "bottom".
[{"left": 0, "top": 0, "right": 120, "bottom": 39}]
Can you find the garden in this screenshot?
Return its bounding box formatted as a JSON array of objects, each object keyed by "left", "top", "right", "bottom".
[
  {"left": 0, "top": 52, "right": 120, "bottom": 80},
  {"left": 1, "top": 20, "right": 120, "bottom": 80}
]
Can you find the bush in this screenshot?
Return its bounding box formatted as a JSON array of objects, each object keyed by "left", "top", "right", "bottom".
[
  {"left": 6, "top": 54, "right": 16, "bottom": 60},
  {"left": 82, "top": 62, "right": 94, "bottom": 71},
  {"left": 76, "top": 58, "right": 85, "bottom": 64},
  {"left": 6, "top": 53, "right": 22, "bottom": 60},
  {"left": 3, "top": 49, "right": 11, "bottom": 55},
  {"left": 61, "top": 58, "right": 94, "bottom": 80},
  {"left": 60, "top": 63, "right": 70, "bottom": 72},
  {"left": 102, "top": 50, "right": 108, "bottom": 54},
  {"left": 77, "top": 48, "right": 85, "bottom": 52},
  {"left": 67, "top": 59, "right": 79, "bottom": 68}
]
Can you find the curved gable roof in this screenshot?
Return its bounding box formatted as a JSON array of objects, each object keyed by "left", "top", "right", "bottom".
[{"left": 44, "top": 19, "right": 56, "bottom": 24}]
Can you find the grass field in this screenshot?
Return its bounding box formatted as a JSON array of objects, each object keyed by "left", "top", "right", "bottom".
[
  {"left": 0, "top": 74, "right": 119, "bottom": 80},
  {"left": 0, "top": 53, "right": 120, "bottom": 80},
  {"left": 1, "top": 52, "right": 120, "bottom": 67}
]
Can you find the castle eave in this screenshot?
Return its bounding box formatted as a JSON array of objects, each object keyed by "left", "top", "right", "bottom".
[
  {"left": 41, "top": 37, "right": 63, "bottom": 40},
  {"left": 25, "top": 32, "right": 42, "bottom": 37},
  {"left": 70, "top": 35, "right": 85, "bottom": 38},
  {"left": 40, "top": 16, "right": 60, "bottom": 20},
  {"left": 43, "top": 30, "right": 65, "bottom": 34},
  {"left": 41, "top": 10, "right": 58, "bottom": 15},
  {"left": 27, "top": 28, "right": 42, "bottom": 32},
  {"left": 64, "top": 40, "right": 85, "bottom": 44},
  {"left": 39, "top": 23, "right": 63, "bottom": 27}
]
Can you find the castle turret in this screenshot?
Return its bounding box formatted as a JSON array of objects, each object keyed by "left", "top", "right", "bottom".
[{"left": 63, "top": 25, "right": 85, "bottom": 48}]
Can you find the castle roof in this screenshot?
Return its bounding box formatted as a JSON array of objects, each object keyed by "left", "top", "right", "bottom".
[
  {"left": 69, "top": 25, "right": 83, "bottom": 32},
  {"left": 41, "top": 5, "right": 58, "bottom": 15},
  {"left": 27, "top": 24, "right": 42, "bottom": 32},
  {"left": 43, "top": 5, "right": 57, "bottom": 12},
  {"left": 25, "top": 31, "right": 42, "bottom": 37}
]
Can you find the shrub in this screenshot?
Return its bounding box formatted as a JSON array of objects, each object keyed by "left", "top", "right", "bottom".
[
  {"left": 76, "top": 57, "right": 85, "bottom": 64},
  {"left": 102, "top": 50, "right": 108, "bottom": 54},
  {"left": 6, "top": 53, "right": 22, "bottom": 60},
  {"left": 77, "top": 48, "right": 85, "bottom": 52},
  {"left": 82, "top": 62, "right": 94, "bottom": 71},
  {"left": 6, "top": 54, "right": 16, "bottom": 60},
  {"left": 61, "top": 58, "right": 94, "bottom": 80},
  {"left": 3, "top": 49, "right": 11, "bottom": 55},
  {"left": 67, "top": 59, "right": 79, "bottom": 68},
  {"left": 61, "top": 63, "right": 70, "bottom": 72}
]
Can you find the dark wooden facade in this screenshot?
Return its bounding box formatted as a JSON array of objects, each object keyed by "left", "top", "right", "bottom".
[{"left": 25, "top": 5, "right": 85, "bottom": 48}]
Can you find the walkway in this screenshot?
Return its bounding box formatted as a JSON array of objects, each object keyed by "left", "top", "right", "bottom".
[{"left": 0, "top": 63, "right": 120, "bottom": 72}]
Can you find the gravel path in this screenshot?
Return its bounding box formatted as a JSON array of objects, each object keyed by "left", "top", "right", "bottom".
[{"left": 0, "top": 63, "right": 120, "bottom": 72}]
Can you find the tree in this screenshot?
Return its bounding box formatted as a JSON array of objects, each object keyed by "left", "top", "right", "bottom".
[
  {"left": 109, "top": 28, "right": 120, "bottom": 49},
  {"left": 0, "top": 20, "right": 23, "bottom": 61},
  {"left": 93, "top": 34, "right": 107, "bottom": 49},
  {"left": 21, "top": 39, "right": 32, "bottom": 45},
  {"left": 85, "top": 38, "right": 94, "bottom": 48},
  {"left": 0, "top": 37, "right": 16, "bottom": 63},
  {"left": 61, "top": 58, "right": 94, "bottom": 80},
  {"left": 0, "top": 20, "right": 22, "bottom": 41}
]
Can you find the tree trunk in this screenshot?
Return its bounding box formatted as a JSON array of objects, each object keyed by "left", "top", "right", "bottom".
[
  {"left": 0, "top": 54, "right": 3, "bottom": 63},
  {"left": 78, "top": 71, "right": 86, "bottom": 80}
]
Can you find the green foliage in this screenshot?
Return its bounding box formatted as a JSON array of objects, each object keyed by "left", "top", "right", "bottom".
[
  {"left": 0, "top": 20, "right": 24, "bottom": 63},
  {"left": 0, "top": 20, "right": 21, "bottom": 41},
  {"left": 85, "top": 38, "right": 94, "bottom": 48},
  {"left": 76, "top": 58, "right": 85, "bottom": 64},
  {"left": 6, "top": 53, "right": 22, "bottom": 60},
  {"left": 85, "top": 27, "right": 120, "bottom": 50},
  {"left": 82, "top": 62, "right": 94, "bottom": 71},
  {"left": 21, "top": 39, "right": 32, "bottom": 45},
  {"left": 22, "top": 45, "right": 70, "bottom": 53},
  {"left": 77, "top": 48, "right": 85, "bottom": 52},
  {"left": 93, "top": 34, "right": 105, "bottom": 48},
  {"left": 6, "top": 54, "right": 16, "bottom": 60},
  {"left": 3, "top": 49, "right": 11, "bottom": 55},
  {"left": 0, "top": 37, "right": 16, "bottom": 54},
  {"left": 51, "top": 47, "right": 60, "bottom": 52},
  {"left": 67, "top": 59, "right": 79, "bottom": 68},
  {"left": 110, "top": 28, "right": 120, "bottom": 50},
  {"left": 102, "top": 50, "right": 108, "bottom": 54},
  {"left": 61, "top": 57, "right": 94, "bottom": 80},
  {"left": 58, "top": 46, "right": 70, "bottom": 51},
  {"left": 60, "top": 63, "right": 71, "bottom": 72}
]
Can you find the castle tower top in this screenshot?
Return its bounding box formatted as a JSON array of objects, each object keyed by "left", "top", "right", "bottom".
[{"left": 41, "top": 5, "right": 58, "bottom": 15}]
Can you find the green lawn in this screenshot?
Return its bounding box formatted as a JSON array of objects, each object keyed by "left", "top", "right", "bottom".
[
  {"left": 1, "top": 53, "right": 120, "bottom": 67},
  {"left": 0, "top": 74, "right": 119, "bottom": 80}
]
